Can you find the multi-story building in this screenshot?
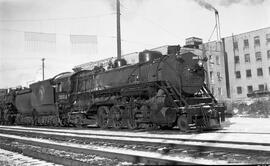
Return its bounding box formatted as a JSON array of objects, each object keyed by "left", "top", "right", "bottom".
[
  {"left": 203, "top": 27, "right": 270, "bottom": 101},
  {"left": 222, "top": 27, "right": 270, "bottom": 101},
  {"left": 201, "top": 41, "right": 227, "bottom": 101}
]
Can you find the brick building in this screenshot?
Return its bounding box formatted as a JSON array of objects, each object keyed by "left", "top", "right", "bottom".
[{"left": 222, "top": 27, "right": 270, "bottom": 101}]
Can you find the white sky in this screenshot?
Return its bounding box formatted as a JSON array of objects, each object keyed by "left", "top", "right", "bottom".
[{"left": 0, "top": 0, "right": 270, "bottom": 88}]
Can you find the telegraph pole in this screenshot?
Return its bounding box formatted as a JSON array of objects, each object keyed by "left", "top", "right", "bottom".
[
  {"left": 116, "top": 0, "right": 121, "bottom": 59},
  {"left": 42, "top": 58, "right": 45, "bottom": 80}
]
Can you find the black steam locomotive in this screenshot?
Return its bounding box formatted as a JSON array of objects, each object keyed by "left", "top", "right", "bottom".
[{"left": 0, "top": 45, "right": 225, "bottom": 131}]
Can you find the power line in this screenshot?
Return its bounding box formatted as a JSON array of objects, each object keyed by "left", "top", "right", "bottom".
[
  {"left": 120, "top": 3, "right": 181, "bottom": 40},
  {"left": 0, "top": 65, "right": 40, "bottom": 72},
  {"left": 0, "top": 13, "right": 116, "bottom": 22},
  {"left": 0, "top": 28, "right": 154, "bottom": 46}
]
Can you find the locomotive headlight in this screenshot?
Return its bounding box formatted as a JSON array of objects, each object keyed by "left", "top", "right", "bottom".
[{"left": 198, "top": 60, "right": 203, "bottom": 67}]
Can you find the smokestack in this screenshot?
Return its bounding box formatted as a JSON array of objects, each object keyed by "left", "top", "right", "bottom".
[
  {"left": 116, "top": 0, "right": 121, "bottom": 59},
  {"left": 215, "top": 10, "right": 221, "bottom": 41},
  {"left": 194, "top": 0, "right": 221, "bottom": 41}
]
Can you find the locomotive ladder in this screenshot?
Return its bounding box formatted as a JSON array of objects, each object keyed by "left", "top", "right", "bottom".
[{"left": 161, "top": 81, "right": 188, "bottom": 107}]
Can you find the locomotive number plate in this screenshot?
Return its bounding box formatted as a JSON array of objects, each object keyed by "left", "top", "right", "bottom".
[{"left": 58, "top": 94, "right": 68, "bottom": 100}]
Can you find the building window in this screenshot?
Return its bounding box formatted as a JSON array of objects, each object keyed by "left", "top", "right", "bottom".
[
  {"left": 233, "top": 41, "right": 238, "bottom": 50},
  {"left": 254, "top": 36, "right": 260, "bottom": 47},
  {"left": 217, "top": 72, "right": 222, "bottom": 81},
  {"left": 258, "top": 84, "right": 264, "bottom": 91},
  {"left": 257, "top": 68, "right": 263, "bottom": 76},
  {"left": 234, "top": 56, "right": 240, "bottom": 64},
  {"left": 235, "top": 71, "right": 241, "bottom": 79},
  {"left": 246, "top": 69, "right": 252, "bottom": 78},
  {"left": 218, "top": 87, "right": 222, "bottom": 95},
  {"left": 209, "top": 55, "right": 214, "bottom": 66},
  {"left": 210, "top": 71, "right": 214, "bottom": 83},
  {"left": 267, "top": 50, "right": 270, "bottom": 59},
  {"left": 216, "top": 56, "right": 220, "bottom": 65},
  {"left": 244, "top": 54, "right": 250, "bottom": 63},
  {"left": 255, "top": 52, "right": 262, "bottom": 61},
  {"left": 237, "top": 86, "right": 242, "bottom": 94},
  {"left": 244, "top": 39, "right": 249, "bottom": 48},
  {"left": 247, "top": 85, "right": 253, "bottom": 93},
  {"left": 266, "top": 33, "right": 270, "bottom": 44}
]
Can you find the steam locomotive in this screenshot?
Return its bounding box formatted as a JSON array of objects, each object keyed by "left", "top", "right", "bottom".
[{"left": 0, "top": 45, "right": 225, "bottom": 131}]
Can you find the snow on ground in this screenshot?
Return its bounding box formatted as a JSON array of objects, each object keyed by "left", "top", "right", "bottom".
[
  {"left": 221, "top": 117, "right": 270, "bottom": 133},
  {"left": 1, "top": 117, "right": 270, "bottom": 145},
  {"left": 0, "top": 148, "right": 61, "bottom": 166}
]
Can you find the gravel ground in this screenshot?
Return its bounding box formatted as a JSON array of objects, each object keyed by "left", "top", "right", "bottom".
[
  {"left": 0, "top": 148, "right": 61, "bottom": 166},
  {"left": 0, "top": 138, "right": 135, "bottom": 166}
]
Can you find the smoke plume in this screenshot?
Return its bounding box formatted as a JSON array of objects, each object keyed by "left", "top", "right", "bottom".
[
  {"left": 218, "top": 0, "right": 265, "bottom": 6},
  {"left": 193, "top": 0, "right": 217, "bottom": 12},
  {"left": 193, "top": 0, "right": 265, "bottom": 11}
]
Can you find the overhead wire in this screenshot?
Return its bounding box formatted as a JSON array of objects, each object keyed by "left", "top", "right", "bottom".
[
  {"left": 0, "top": 27, "right": 154, "bottom": 46},
  {"left": 120, "top": 3, "right": 182, "bottom": 40},
  {"left": 0, "top": 2, "right": 178, "bottom": 48},
  {"left": 0, "top": 13, "right": 116, "bottom": 22}
]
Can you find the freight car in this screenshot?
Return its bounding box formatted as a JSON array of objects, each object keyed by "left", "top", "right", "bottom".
[{"left": 0, "top": 45, "right": 225, "bottom": 131}]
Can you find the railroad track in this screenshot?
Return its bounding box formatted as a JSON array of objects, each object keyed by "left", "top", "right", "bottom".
[
  {"left": 1, "top": 125, "right": 270, "bottom": 155},
  {"left": 0, "top": 132, "right": 226, "bottom": 165},
  {"left": 0, "top": 126, "right": 269, "bottom": 165}
]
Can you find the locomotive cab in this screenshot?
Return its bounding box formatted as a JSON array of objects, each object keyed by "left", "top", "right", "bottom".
[{"left": 52, "top": 72, "right": 73, "bottom": 104}]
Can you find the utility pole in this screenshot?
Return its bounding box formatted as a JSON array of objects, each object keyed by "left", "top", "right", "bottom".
[
  {"left": 116, "top": 0, "right": 121, "bottom": 59},
  {"left": 42, "top": 58, "right": 45, "bottom": 80}
]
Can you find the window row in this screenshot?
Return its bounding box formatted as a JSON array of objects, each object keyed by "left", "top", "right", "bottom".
[
  {"left": 236, "top": 84, "right": 267, "bottom": 94},
  {"left": 235, "top": 67, "right": 270, "bottom": 78},
  {"left": 234, "top": 50, "right": 270, "bottom": 64},
  {"left": 233, "top": 34, "right": 270, "bottom": 50}
]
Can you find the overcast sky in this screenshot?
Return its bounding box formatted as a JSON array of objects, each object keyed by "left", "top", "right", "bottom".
[{"left": 0, "top": 0, "right": 269, "bottom": 88}]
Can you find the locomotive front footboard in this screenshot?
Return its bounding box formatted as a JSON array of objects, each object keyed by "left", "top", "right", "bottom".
[{"left": 178, "top": 104, "right": 226, "bottom": 131}]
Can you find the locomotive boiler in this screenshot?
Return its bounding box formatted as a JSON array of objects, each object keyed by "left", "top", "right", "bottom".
[{"left": 53, "top": 46, "right": 225, "bottom": 131}]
